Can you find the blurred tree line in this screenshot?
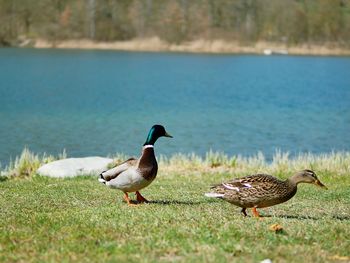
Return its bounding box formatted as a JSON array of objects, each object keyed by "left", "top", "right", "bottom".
[{"left": 0, "top": 0, "right": 349, "bottom": 46}]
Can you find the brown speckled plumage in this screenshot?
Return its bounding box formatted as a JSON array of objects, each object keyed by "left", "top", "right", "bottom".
[{"left": 206, "top": 169, "right": 327, "bottom": 217}]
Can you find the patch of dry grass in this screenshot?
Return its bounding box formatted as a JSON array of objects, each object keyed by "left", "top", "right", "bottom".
[
  {"left": 2, "top": 148, "right": 349, "bottom": 180},
  {"left": 0, "top": 148, "right": 66, "bottom": 178},
  {"left": 158, "top": 150, "right": 350, "bottom": 178}
]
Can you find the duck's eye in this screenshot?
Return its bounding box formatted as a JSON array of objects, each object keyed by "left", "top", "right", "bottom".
[{"left": 307, "top": 172, "right": 315, "bottom": 178}]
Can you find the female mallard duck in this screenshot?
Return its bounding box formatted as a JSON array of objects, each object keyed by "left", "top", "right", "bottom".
[
  {"left": 99, "top": 125, "right": 172, "bottom": 205},
  {"left": 205, "top": 169, "right": 327, "bottom": 217}
]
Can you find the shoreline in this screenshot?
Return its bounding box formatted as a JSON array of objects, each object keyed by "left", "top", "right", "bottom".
[
  {"left": 30, "top": 37, "right": 350, "bottom": 56},
  {"left": 2, "top": 148, "right": 349, "bottom": 178}
]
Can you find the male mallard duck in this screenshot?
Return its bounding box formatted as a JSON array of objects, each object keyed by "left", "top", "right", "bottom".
[
  {"left": 205, "top": 169, "right": 327, "bottom": 217},
  {"left": 98, "top": 125, "right": 172, "bottom": 205}
]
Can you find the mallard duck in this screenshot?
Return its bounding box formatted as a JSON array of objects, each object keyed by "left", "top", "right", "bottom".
[
  {"left": 205, "top": 169, "right": 327, "bottom": 217},
  {"left": 98, "top": 125, "right": 172, "bottom": 205}
]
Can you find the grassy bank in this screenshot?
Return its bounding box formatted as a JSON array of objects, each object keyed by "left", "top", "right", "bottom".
[{"left": 1, "top": 150, "right": 350, "bottom": 262}]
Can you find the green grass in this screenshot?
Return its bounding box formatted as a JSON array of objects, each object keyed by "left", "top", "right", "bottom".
[{"left": 1, "top": 166, "right": 350, "bottom": 262}]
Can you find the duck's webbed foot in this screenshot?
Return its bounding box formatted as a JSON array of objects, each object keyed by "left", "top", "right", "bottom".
[
  {"left": 252, "top": 207, "right": 261, "bottom": 218},
  {"left": 136, "top": 191, "right": 149, "bottom": 203},
  {"left": 241, "top": 208, "right": 247, "bottom": 217},
  {"left": 123, "top": 192, "right": 137, "bottom": 206}
]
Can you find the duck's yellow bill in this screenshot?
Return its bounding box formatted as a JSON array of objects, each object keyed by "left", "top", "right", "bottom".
[{"left": 315, "top": 180, "right": 327, "bottom": 190}]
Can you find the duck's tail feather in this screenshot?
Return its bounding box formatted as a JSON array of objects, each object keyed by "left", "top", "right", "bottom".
[
  {"left": 204, "top": 192, "right": 224, "bottom": 198},
  {"left": 98, "top": 173, "right": 106, "bottom": 184}
]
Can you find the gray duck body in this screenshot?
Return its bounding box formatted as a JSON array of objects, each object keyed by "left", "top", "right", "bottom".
[
  {"left": 100, "top": 146, "right": 158, "bottom": 192},
  {"left": 98, "top": 125, "right": 172, "bottom": 205}
]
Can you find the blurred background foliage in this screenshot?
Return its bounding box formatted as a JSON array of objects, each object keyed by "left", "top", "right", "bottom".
[{"left": 0, "top": 0, "right": 349, "bottom": 46}]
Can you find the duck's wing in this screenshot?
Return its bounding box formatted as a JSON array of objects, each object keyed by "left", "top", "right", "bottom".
[
  {"left": 100, "top": 158, "right": 137, "bottom": 182},
  {"left": 212, "top": 174, "right": 278, "bottom": 192}
]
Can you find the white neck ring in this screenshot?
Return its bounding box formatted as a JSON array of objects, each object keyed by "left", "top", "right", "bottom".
[{"left": 143, "top": 145, "right": 154, "bottom": 149}]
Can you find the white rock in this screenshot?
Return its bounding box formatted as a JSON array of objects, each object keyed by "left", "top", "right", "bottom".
[{"left": 37, "top": 157, "right": 113, "bottom": 178}]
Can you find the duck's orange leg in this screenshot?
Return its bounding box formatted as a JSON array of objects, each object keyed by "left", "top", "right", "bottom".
[
  {"left": 136, "top": 191, "right": 149, "bottom": 203},
  {"left": 252, "top": 207, "right": 260, "bottom": 218},
  {"left": 123, "top": 192, "right": 137, "bottom": 206}
]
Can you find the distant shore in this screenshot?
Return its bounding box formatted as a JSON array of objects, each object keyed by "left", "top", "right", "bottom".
[{"left": 31, "top": 37, "right": 350, "bottom": 56}]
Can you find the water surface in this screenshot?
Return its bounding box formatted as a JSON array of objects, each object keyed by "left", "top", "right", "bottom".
[{"left": 0, "top": 48, "right": 349, "bottom": 165}]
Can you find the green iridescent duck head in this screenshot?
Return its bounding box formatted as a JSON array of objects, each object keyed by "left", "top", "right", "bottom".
[{"left": 143, "top": 125, "right": 172, "bottom": 146}]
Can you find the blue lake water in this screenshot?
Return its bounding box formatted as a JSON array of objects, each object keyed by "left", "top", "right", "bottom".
[{"left": 0, "top": 48, "right": 349, "bottom": 165}]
